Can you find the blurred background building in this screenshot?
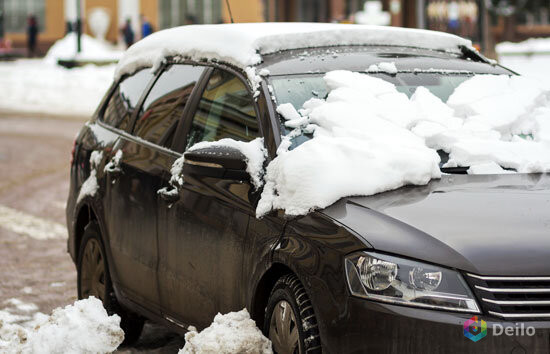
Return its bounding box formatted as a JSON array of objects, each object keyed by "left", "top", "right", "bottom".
[{"left": 0, "top": 0, "right": 549, "bottom": 56}]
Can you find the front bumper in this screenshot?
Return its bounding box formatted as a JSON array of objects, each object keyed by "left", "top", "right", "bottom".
[{"left": 325, "top": 297, "right": 550, "bottom": 353}]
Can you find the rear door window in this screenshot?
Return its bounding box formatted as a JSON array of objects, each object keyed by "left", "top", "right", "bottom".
[
  {"left": 133, "top": 64, "right": 204, "bottom": 148},
  {"left": 102, "top": 68, "right": 154, "bottom": 131},
  {"left": 185, "top": 68, "right": 260, "bottom": 150}
]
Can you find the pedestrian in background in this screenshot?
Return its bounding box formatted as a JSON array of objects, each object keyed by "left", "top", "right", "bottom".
[
  {"left": 27, "top": 15, "right": 38, "bottom": 57},
  {"left": 121, "top": 18, "right": 134, "bottom": 48},
  {"left": 140, "top": 15, "right": 153, "bottom": 38}
]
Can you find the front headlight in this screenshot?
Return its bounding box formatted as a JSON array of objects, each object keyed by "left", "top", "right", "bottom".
[{"left": 345, "top": 252, "right": 480, "bottom": 313}]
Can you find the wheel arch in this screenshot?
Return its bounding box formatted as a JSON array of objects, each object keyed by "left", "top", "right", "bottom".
[
  {"left": 250, "top": 262, "right": 295, "bottom": 328},
  {"left": 74, "top": 202, "right": 99, "bottom": 261}
]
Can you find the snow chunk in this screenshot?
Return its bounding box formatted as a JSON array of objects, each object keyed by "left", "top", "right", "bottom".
[
  {"left": 77, "top": 151, "right": 103, "bottom": 203},
  {"left": 367, "top": 62, "right": 397, "bottom": 74},
  {"left": 277, "top": 103, "right": 301, "bottom": 121},
  {"left": 115, "top": 23, "right": 471, "bottom": 80},
  {"left": 0, "top": 297, "right": 124, "bottom": 354},
  {"left": 104, "top": 149, "right": 123, "bottom": 173},
  {"left": 189, "top": 138, "right": 267, "bottom": 190},
  {"left": 178, "top": 309, "right": 272, "bottom": 354},
  {"left": 467, "top": 162, "right": 513, "bottom": 175}
]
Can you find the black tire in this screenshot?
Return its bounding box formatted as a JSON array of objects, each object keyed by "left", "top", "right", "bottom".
[
  {"left": 77, "top": 221, "right": 145, "bottom": 346},
  {"left": 264, "top": 274, "right": 322, "bottom": 354}
]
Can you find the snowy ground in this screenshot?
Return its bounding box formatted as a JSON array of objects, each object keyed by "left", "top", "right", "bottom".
[
  {"left": 0, "top": 60, "right": 114, "bottom": 118},
  {"left": 497, "top": 37, "right": 550, "bottom": 80}
]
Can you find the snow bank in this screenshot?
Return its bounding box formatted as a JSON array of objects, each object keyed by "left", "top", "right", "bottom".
[
  {"left": 115, "top": 23, "right": 471, "bottom": 80},
  {"left": 257, "top": 71, "right": 550, "bottom": 216},
  {"left": 497, "top": 38, "right": 550, "bottom": 80},
  {"left": 44, "top": 32, "right": 122, "bottom": 65},
  {"left": 0, "top": 59, "right": 115, "bottom": 117},
  {"left": 179, "top": 309, "right": 272, "bottom": 354},
  {"left": 0, "top": 297, "right": 124, "bottom": 354},
  {"left": 496, "top": 37, "right": 550, "bottom": 55}
]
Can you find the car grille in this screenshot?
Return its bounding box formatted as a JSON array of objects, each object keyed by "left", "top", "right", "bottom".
[{"left": 466, "top": 273, "right": 550, "bottom": 320}]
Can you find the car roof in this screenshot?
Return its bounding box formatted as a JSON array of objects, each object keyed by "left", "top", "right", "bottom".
[{"left": 115, "top": 23, "right": 473, "bottom": 80}]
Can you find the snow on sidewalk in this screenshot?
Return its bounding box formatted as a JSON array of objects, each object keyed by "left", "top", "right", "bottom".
[
  {"left": 0, "top": 33, "right": 121, "bottom": 118},
  {"left": 0, "top": 297, "right": 124, "bottom": 354},
  {"left": 0, "top": 59, "right": 114, "bottom": 118},
  {"left": 497, "top": 37, "right": 550, "bottom": 80},
  {"left": 0, "top": 204, "right": 67, "bottom": 240}
]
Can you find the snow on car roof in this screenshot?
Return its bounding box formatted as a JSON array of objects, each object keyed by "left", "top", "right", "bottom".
[{"left": 115, "top": 23, "right": 472, "bottom": 80}]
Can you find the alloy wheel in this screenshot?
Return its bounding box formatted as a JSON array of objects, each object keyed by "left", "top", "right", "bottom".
[
  {"left": 79, "top": 238, "right": 106, "bottom": 301},
  {"left": 269, "top": 300, "right": 301, "bottom": 354}
]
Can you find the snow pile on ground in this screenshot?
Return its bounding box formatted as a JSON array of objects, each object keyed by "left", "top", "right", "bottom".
[
  {"left": 179, "top": 309, "right": 272, "bottom": 354},
  {"left": 0, "top": 59, "right": 115, "bottom": 117},
  {"left": 0, "top": 297, "right": 124, "bottom": 354},
  {"left": 115, "top": 23, "right": 471, "bottom": 80},
  {"left": 257, "top": 71, "right": 550, "bottom": 216},
  {"left": 44, "top": 32, "right": 122, "bottom": 65}
]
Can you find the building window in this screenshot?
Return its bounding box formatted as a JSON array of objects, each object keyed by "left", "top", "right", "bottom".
[
  {"left": 4, "top": 0, "right": 45, "bottom": 33},
  {"left": 159, "top": 0, "right": 222, "bottom": 28}
]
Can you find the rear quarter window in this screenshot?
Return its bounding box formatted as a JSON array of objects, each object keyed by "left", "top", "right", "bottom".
[{"left": 101, "top": 68, "right": 154, "bottom": 131}]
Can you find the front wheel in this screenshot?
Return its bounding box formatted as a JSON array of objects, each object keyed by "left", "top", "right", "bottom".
[
  {"left": 77, "top": 222, "right": 144, "bottom": 346},
  {"left": 264, "top": 274, "right": 322, "bottom": 354}
]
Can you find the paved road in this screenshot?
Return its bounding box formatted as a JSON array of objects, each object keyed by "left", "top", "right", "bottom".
[{"left": 0, "top": 114, "right": 185, "bottom": 352}]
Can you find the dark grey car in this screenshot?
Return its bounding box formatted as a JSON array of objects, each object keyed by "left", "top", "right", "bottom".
[{"left": 66, "top": 40, "right": 550, "bottom": 353}]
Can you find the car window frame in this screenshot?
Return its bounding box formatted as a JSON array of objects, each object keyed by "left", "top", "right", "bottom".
[{"left": 171, "top": 63, "right": 267, "bottom": 154}]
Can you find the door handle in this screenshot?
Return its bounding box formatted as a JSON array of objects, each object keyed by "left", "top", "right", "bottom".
[{"left": 158, "top": 187, "right": 180, "bottom": 203}]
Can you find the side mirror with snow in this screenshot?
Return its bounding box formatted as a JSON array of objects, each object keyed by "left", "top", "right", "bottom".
[{"left": 183, "top": 146, "right": 249, "bottom": 181}]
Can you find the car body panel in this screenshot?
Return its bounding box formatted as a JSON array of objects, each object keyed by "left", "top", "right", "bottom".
[{"left": 323, "top": 173, "right": 550, "bottom": 275}]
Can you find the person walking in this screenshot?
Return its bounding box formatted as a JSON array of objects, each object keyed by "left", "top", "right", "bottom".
[
  {"left": 140, "top": 15, "right": 153, "bottom": 38},
  {"left": 121, "top": 18, "right": 134, "bottom": 48},
  {"left": 27, "top": 15, "right": 38, "bottom": 57}
]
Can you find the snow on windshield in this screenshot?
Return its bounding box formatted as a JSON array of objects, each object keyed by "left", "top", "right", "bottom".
[{"left": 257, "top": 71, "right": 550, "bottom": 216}]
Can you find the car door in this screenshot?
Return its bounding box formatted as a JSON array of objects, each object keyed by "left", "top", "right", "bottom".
[
  {"left": 157, "top": 67, "right": 262, "bottom": 328},
  {"left": 105, "top": 63, "right": 205, "bottom": 312}
]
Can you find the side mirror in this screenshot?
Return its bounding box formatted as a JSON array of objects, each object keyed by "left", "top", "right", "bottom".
[{"left": 183, "top": 145, "right": 249, "bottom": 181}]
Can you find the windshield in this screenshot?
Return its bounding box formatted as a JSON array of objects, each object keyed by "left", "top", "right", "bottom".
[
  {"left": 270, "top": 72, "right": 492, "bottom": 170},
  {"left": 271, "top": 73, "right": 472, "bottom": 111}
]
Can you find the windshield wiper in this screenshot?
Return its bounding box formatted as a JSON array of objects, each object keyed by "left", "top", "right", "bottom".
[{"left": 440, "top": 166, "right": 469, "bottom": 174}]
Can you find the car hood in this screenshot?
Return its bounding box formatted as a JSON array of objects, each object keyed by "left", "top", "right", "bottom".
[{"left": 322, "top": 173, "right": 550, "bottom": 276}]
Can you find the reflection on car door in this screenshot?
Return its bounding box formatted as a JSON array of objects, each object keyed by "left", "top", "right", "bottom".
[
  {"left": 105, "top": 64, "right": 204, "bottom": 312},
  {"left": 157, "top": 68, "right": 262, "bottom": 328}
]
